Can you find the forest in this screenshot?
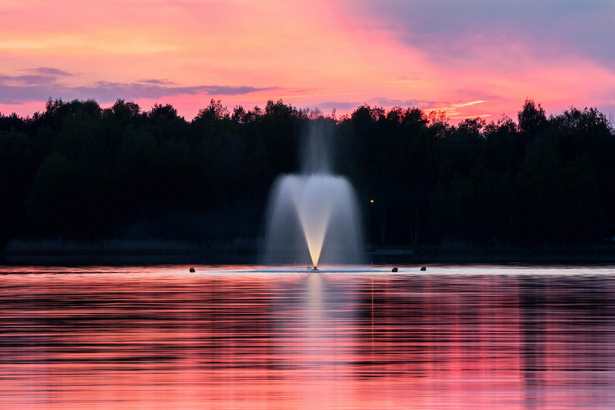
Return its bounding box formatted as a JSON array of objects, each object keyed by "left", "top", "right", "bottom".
[{"left": 1, "top": 98, "right": 614, "bottom": 250}]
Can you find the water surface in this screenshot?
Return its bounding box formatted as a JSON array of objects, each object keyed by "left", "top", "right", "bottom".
[{"left": 1, "top": 265, "right": 614, "bottom": 409}]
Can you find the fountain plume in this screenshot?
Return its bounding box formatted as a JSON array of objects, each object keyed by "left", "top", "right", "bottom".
[{"left": 263, "top": 125, "right": 364, "bottom": 267}]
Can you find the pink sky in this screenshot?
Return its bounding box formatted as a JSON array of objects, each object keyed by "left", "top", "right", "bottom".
[{"left": 1, "top": 0, "right": 614, "bottom": 121}]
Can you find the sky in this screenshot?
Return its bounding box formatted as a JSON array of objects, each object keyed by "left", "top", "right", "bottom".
[{"left": 1, "top": 0, "right": 614, "bottom": 121}]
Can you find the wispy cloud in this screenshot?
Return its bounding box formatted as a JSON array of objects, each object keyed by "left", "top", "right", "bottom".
[
  {"left": 451, "top": 100, "right": 487, "bottom": 109},
  {"left": 316, "top": 101, "right": 360, "bottom": 111},
  {"left": 314, "top": 98, "right": 488, "bottom": 119},
  {"left": 374, "top": 97, "right": 442, "bottom": 108},
  {"left": 0, "top": 68, "right": 275, "bottom": 103},
  {"left": 202, "top": 85, "right": 274, "bottom": 95},
  {"left": 29, "top": 67, "right": 72, "bottom": 77},
  {"left": 138, "top": 78, "right": 175, "bottom": 85}
]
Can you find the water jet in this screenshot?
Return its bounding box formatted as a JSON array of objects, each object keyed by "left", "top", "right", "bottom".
[{"left": 263, "top": 126, "right": 364, "bottom": 268}]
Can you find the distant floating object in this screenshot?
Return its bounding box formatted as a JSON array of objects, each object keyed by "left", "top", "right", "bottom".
[
  {"left": 312, "top": 266, "right": 319, "bottom": 271},
  {"left": 392, "top": 267, "right": 398, "bottom": 272},
  {"left": 420, "top": 266, "right": 427, "bottom": 271},
  {"left": 189, "top": 267, "right": 196, "bottom": 273}
]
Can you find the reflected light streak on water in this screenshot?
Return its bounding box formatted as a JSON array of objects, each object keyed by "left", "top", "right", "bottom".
[{"left": 0, "top": 265, "right": 614, "bottom": 409}]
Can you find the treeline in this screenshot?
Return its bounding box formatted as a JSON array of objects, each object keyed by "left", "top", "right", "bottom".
[{"left": 0, "top": 98, "right": 614, "bottom": 248}]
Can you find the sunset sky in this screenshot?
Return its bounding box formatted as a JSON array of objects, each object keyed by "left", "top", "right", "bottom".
[{"left": 1, "top": 0, "right": 614, "bottom": 121}]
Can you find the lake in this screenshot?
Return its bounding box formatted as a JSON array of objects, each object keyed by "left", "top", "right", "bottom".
[{"left": 1, "top": 265, "right": 614, "bottom": 409}]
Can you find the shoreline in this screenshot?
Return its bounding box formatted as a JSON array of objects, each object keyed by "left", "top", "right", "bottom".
[{"left": 3, "top": 239, "right": 615, "bottom": 265}]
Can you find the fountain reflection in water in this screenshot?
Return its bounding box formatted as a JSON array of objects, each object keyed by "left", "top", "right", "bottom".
[{"left": 263, "top": 125, "right": 364, "bottom": 267}]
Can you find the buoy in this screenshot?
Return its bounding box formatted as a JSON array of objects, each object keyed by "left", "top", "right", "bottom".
[
  {"left": 392, "top": 267, "right": 399, "bottom": 272},
  {"left": 312, "top": 266, "right": 319, "bottom": 271},
  {"left": 189, "top": 267, "right": 196, "bottom": 273},
  {"left": 420, "top": 266, "right": 427, "bottom": 271}
]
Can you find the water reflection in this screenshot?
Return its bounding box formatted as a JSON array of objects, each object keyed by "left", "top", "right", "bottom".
[{"left": 0, "top": 266, "right": 614, "bottom": 409}]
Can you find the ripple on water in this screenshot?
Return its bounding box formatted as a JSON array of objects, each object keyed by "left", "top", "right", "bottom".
[{"left": 0, "top": 265, "right": 614, "bottom": 409}]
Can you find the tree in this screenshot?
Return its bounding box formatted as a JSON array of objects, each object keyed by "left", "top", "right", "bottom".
[
  {"left": 0, "top": 98, "right": 612, "bottom": 249},
  {"left": 518, "top": 100, "right": 547, "bottom": 136}
]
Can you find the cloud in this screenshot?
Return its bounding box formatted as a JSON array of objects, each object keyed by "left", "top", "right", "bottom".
[
  {"left": 0, "top": 69, "right": 274, "bottom": 103},
  {"left": 314, "top": 101, "right": 360, "bottom": 111},
  {"left": 29, "top": 67, "right": 72, "bottom": 77},
  {"left": 0, "top": 67, "right": 73, "bottom": 87},
  {"left": 374, "top": 97, "right": 441, "bottom": 108},
  {"left": 451, "top": 100, "right": 487, "bottom": 109},
  {"left": 202, "top": 85, "right": 274, "bottom": 95},
  {"left": 138, "top": 78, "right": 175, "bottom": 85},
  {"left": 0, "top": 74, "right": 54, "bottom": 85},
  {"left": 348, "top": 0, "right": 615, "bottom": 66},
  {"left": 314, "top": 97, "right": 489, "bottom": 117}
]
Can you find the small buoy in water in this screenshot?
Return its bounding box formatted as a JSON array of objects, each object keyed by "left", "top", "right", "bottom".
[
  {"left": 392, "top": 267, "right": 399, "bottom": 272},
  {"left": 312, "top": 266, "right": 319, "bottom": 271},
  {"left": 420, "top": 266, "right": 427, "bottom": 271},
  {"left": 189, "top": 267, "right": 196, "bottom": 273}
]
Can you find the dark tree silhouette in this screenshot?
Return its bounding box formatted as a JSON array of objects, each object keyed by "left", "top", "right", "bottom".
[{"left": 0, "top": 98, "right": 613, "bottom": 250}]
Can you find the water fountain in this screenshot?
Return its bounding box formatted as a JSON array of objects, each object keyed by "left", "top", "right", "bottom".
[{"left": 263, "top": 125, "right": 364, "bottom": 268}]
